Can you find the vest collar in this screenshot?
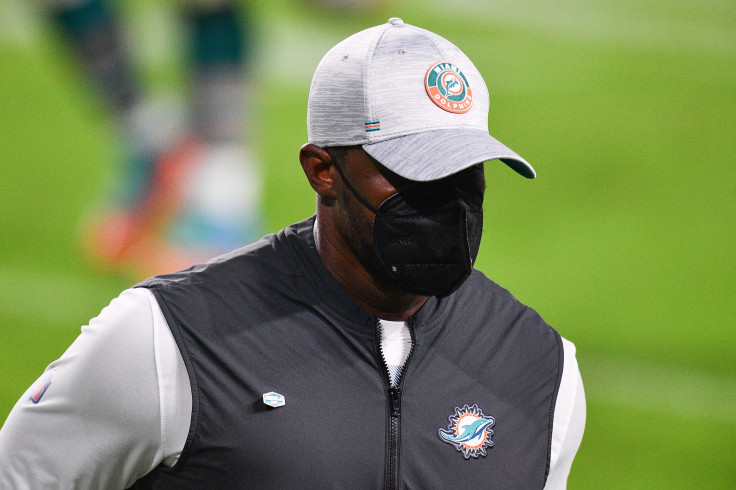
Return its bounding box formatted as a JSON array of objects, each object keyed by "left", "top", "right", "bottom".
[{"left": 287, "top": 216, "right": 447, "bottom": 333}]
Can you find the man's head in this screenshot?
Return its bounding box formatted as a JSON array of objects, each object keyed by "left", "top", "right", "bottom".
[
  {"left": 301, "top": 143, "right": 485, "bottom": 299},
  {"left": 301, "top": 19, "right": 532, "bottom": 307}
]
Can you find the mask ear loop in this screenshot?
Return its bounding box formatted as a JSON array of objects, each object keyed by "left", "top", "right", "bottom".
[
  {"left": 330, "top": 152, "right": 438, "bottom": 213},
  {"left": 330, "top": 154, "right": 382, "bottom": 214}
]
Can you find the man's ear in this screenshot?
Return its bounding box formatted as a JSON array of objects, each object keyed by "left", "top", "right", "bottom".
[{"left": 299, "top": 143, "right": 337, "bottom": 200}]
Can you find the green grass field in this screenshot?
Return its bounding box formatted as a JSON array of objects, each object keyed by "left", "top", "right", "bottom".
[{"left": 1, "top": 1, "right": 734, "bottom": 487}]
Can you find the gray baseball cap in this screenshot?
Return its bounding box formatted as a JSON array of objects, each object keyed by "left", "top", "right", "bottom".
[{"left": 307, "top": 17, "right": 535, "bottom": 181}]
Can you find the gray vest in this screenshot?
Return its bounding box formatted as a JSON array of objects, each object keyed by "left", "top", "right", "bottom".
[{"left": 133, "top": 217, "right": 563, "bottom": 489}]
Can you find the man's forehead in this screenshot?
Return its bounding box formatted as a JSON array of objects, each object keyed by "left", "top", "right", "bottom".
[
  {"left": 333, "top": 146, "right": 484, "bottom": 186},
  {"left": 329, "top": 146, "right": 400, "bottom": 180}
]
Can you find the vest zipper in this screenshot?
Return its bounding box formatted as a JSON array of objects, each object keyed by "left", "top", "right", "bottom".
[{"left": 376, "top": 318, "right": 416, "bottom": 490}]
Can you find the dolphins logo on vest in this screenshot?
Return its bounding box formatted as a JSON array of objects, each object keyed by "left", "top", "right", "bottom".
[{"left": 438, "top": 404, "right": 495, "bottom": 458}]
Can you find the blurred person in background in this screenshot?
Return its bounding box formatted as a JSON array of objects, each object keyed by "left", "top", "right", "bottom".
[{"left": 48, "top": 0, "right": 262, "bottom": 278}]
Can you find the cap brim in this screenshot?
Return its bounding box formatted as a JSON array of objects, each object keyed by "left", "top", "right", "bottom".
[{"left": 362, "top": 129, "right": 535, "bottom": 181}]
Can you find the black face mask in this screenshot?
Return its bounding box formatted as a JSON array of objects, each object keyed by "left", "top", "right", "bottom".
[{"left": 333, "top": 160, "right": 484, "bottom": 297}]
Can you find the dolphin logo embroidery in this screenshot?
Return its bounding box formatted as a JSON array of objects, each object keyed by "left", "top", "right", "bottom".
[{"left": 438, "top": 404, "right": 495, "bottom": 459}]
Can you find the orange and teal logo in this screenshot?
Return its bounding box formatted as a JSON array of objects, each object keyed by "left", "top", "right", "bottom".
[
  {"left": 438, "top": 404, "right": 495, "bottom": 458},
  {"left": 425, "top": 61, "right": 473, "bottom": 114},
  {"left": 364, "top": 120, "right": 381, "bottom": 132}
]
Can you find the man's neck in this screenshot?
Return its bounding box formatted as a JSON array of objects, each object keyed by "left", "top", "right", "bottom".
[{"left": 313, "top": 213, "right": 428, "bottom": 322}]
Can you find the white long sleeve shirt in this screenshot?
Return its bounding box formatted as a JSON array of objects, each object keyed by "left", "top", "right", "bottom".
[{"left": 0, "top": 288, "right": 585, "bottom": 489}]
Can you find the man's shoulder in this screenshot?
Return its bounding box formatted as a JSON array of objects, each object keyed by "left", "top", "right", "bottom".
[
  {"left": 454, "top": 269, "right": 558, "bottom": 335},
  {"left": 137, "top": 217, "right": 315, "bottom": 292},
  {"left": 460, "top": 269, "right": 532, "bottom": 311}
]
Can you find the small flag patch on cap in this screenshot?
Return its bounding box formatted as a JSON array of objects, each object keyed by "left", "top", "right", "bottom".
[{"left": 364, "top": 120, "right": 380, "bottom": 132}]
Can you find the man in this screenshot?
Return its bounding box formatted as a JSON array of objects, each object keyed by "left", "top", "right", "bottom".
[{"left": 0, "top": 18, "right": 585, "bottom": 489}]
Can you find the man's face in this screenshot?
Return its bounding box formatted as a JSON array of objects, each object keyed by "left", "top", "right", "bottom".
[{"left": 328, "top": 147, "right": 486, "bottom": 293}]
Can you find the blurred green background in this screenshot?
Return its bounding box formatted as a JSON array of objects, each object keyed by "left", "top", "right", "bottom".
[{"left": 1, "top": 0, "right": 734, "bottom": 487}]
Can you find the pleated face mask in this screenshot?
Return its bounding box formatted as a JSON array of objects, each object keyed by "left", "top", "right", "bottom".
[{"left": 334, "top": 160, "right": 484, "bottom": 297}]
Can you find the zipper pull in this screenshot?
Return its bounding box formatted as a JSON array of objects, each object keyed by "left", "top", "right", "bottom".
[{"left": 389, "top": 387, "right": 401, "bottom": 416}]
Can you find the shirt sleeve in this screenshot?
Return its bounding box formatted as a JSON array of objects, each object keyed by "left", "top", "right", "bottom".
[
  {"left": 0, "top": 288, "right": 191, "bottom": 489},
  {"left": 543, "top": 337, "right": 586, "bottom": 490}
]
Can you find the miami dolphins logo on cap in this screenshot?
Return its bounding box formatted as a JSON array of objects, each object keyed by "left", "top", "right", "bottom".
[
  {"left": 438, "top": 404, "right": 495, "bottom": 458},
  {"left": 425, "top": 61, "right": 473, "bottom": 114}
]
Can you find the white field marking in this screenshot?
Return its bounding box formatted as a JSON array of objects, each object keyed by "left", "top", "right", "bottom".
[
  {"left": 250, "top": 19, "right": 347, "bottom": 85},
  {"left": 0, "top": 263, "right": 117, "bottom": 327},
  {"left": 2, "top": 262, "right": 735, "bottom": 427},
  {"left": 125, "top": 2, "right": 183, "bottom": 73},
  {"left": 4, "top": 0, "right": 734, "bottom": 57},
  {"left": 5, "top": 1, "right": 732, "bottom": 88},
  {"left": 426, "top": 0, "right": 735, "bottom": 56},
  {"left": 581, "top": 354, "right": 736, "bottom": 425},
  {"left": 0, "top": 2, "right": 341, "bottom": 86},
  {"left": 0, "top": 1, "right": 43, "bottom": 46}
]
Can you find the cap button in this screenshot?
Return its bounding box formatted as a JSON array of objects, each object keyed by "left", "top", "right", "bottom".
[{"left": 388, "top": 17, "right": 404, "bottom": 26}]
